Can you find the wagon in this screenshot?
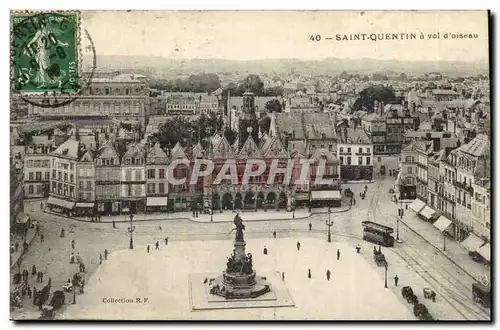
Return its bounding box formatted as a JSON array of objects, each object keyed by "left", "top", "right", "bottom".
[{"left": 423, "top": 287, "right": 436, "bottom": 301}]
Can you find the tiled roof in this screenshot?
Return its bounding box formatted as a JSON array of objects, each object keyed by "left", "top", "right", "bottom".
[
  {"left": 52, "top": 138, "right": 79, "bottom": 159},
  {"left": 338, "top": 127, "right": 370, "bottom": 144},
  {"left": 457, "top": 134, "right": 489, "bottom": 157}
]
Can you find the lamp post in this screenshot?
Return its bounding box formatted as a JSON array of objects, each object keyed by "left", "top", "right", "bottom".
[
  {"left": 128, "top": 214, "right": 135, "bottom": 249},
  {"left": 443, "top": 231, "right": 446, "bottom": 251},
  {"left": 397, "top": 200, "right": 404, "bottom": 241},
  {"left": 325, "top": 207, "right": 333, "bottom": 243},
  {"left": 72, "top": 274, "right": 78, "bottom": 304},
  {"left": 384, "top": 262, "right": 388, "bottom": 288},
  {"left": 292, "top": 195, "right": 296, "bottom": 219}
]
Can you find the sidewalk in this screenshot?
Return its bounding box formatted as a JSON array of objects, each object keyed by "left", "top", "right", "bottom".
[
  {"left": 46, "top": 203, "right": 351, "bottom": 224},
  {"left": 399, "top": 209, "right": 490, "bottom": 280},
  {"left": 10, "top": 228, "right": 37, "bottom": 270}
]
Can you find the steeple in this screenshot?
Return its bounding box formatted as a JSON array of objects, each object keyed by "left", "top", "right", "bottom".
[{"left": 238, "top": 90, "right": 259, "bottom": 152}]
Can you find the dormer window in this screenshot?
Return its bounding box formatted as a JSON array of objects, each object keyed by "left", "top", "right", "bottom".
[{"left": 126, "top": 158, "right": 131, "bottom": 165}]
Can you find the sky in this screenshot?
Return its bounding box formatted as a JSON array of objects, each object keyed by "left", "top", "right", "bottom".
[{"left": 82, "top": 11, "right": 488, "bottom": 62}]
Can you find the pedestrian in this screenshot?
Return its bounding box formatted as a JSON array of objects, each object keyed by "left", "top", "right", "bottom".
[
  {"left": 165, "top": 237, "right": 168, "bottom": 245},
  {"left": 326, "top": 269, "right": 331, "bottom": 281},
  {"left": 98, "top": 215, "right": 101, "bottom": 222},
  {"left": 353, "top": 198, "right": 356, "bottom": 205},
  {"left": 365, "top": 185, "right": 368, "bottom": 191},
  {"left": 405, "top": 204, "right": 408, "bottom": 210},
  {"left": 394, "top": 275, "right": 399, "bottom": 287},
  {"left": 308, "top": 268, "right": 311, "bottom": 279},
  {"left": 32, "top": 265, "right": 37, "bottom": 275},
  {"left": 263, "top": 245, "right": 268, "bottom": 255},
  {"left": 112, "top": 220, "right": 116, "bottom": 229},
  {"left": 309, "top": 222, "right": 312, "bottom": 231},
  {"left": 104, "top": 249, "right": 108, "bottom": 260},
  {"left": 192, "top": 209, "right": 196, "bottom": 217},
  {"left": 147, "top": 245, "right": 150, "bottom": 253},
  {"left": 273, "top": 231, "right": 276, "bottom": 239},
  {"left": 158, "top": 225, "right": 162, "bottom": 231},
  {"left": 40, "top": 272, "right": 43, "bottom": 282},
  {"left": 296, "top": 241, "right": 301, "bottom": 251},
  {"left": 71, "top": 239, "right": 75, "bottom": 249},
  {"left": 356, "top": 244, "right": 361, "bottom": 254},
  {"left": 23, "top": 241, "right": 29, "bottom": 251},
  {"left": 99, "top": 253, "right": 102, "bottom": 264},
  {"left": 155, "top": 241, "right": 159, "bottom": 250},
  {"left": 14, "top": 241, "right": 19, "bottom": 252},
  {"left": 337, "top": 249, "right": 340, "bottom": 260},
  {"left": 282, "top": 272, "right": 285, "bottom": 281}
]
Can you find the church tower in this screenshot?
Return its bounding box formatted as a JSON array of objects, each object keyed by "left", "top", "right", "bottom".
[{"left": 238, "top": 90, "right": 259, "bottom": 151}]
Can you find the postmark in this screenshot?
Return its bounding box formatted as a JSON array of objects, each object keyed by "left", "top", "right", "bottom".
[
  {"left": 11, "top": 11, "right": 80, "bottom": 94},
  {"left": 10, "top": 10, "right": 97, "bottom": 108}
]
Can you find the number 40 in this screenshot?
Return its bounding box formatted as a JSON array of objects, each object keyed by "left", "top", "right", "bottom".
[{"left": 310, "top": 35, "right": 321, "bottom": 41}]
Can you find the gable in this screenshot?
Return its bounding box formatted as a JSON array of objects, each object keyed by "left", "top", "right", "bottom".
[
  {"left": 213, "top": 136, "right": 234, "bottom": 158},
  {"left": 171, "top": 142, "right": 187, "bottom": 159},
  {"left": 264, "top": 137, "right": 288, "bottom": 158},
  {"left": 80, "top": 151, "right": 94, "bottom": 162},
  {"left": 239, "top": 136, "right": 261, "bottom": 158}
]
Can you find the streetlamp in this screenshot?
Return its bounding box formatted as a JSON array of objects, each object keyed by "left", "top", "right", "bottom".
[
  {"left": 72, "top": 274, "right": 78, "bottom": 304},
  {"left": 325, "top": 207, "right": 333, "bottom": 243},
  {"left": 292, "top": 195, "right": 296, "bottom": 219},
  {"left": 128, "top": 214, "right": 135, "bottom": 249},
  {"left": 396, "top": 201, "right": 404, "bottom": 241},
  {"left": 384, "top": 262, "right": 388, "bottom": 288},
  {"left": 443, "top": 231, "right": 446, "bottom": 251}
]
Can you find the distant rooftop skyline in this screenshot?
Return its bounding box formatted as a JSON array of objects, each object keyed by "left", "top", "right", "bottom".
[{"left": 82, "top": 10, "right": 489, "bottom": 62}]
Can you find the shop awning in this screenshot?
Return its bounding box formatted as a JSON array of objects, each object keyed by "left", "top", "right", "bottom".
[
  {"left": 461, "top": 234, "right": 485, "bottom": 252},
  {"left": 75, "top": 202, "right": 95, "bottom": 208},
  {"left": 47, "top": 196, "right": 75, "bottom": 210},
  {"left": 419, "top": 206, "right": 437, "bottom": 220},
  {"left": 16, "top": 212, "right": 29, "bottom": 224},
  {"left": 477, "top": 243, "right": 490, "bottom": 262},
  {"left": 433, "top": 215, "right": 452, "bottom": 232},
  {"left": 147, "top": 197, "right": 168, "bottom": 206},
  {"left": 409, "top": 199, "right": 426, "bottom": 213},
  {"left": 310, "top": 190, "right": 341, "bottom": 201}
]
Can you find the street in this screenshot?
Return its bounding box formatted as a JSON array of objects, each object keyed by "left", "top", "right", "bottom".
[{"left": 11, "top": 177, "right": 490, "bottom": 320}]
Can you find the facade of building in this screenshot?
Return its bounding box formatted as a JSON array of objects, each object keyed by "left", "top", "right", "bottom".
[
  {"left": 415, "top": 141, "right": 433, "bottom": 203},
  {"left": 146, "top": 143, "right": 170, "bottom": 212},
  {"left": 120, "top": 143, "right": 147, "bottom": 214},
  {"left": 198, "top": 95, "right": 219, "bottom": 114},
  {"left": 337, "top": 127, "right": 374, "bottom": 182},
  {"left": 471, "top": 179, "right": 490, "bottom": 241},
  {"left": 27, "top": 71, "right": 149, "bottom": 126},
  {"left": 75, "top": 149, "right": 96, "bottom": 216},
  {"left": 361, "top": 113, "right": 386, "bottom": 155},
  {"left": 384, "top": 103, "right": 420, "bottom": 154},
  {"left": 10, "top": 163, "right": 24, "bottom": 226},
  {"left": 24, "top": 142, "right": 53, "bottom": 199},
  {"left": 397, "top": 141, "right": 418, "bottom": 199},
  {"left": 166, "top": 96, "right": 196, "bottom": 116},
  {"left": 47, "top": 139, "right": 79, "bottom": 215},
  {"left": 95, "top": 143, "right": 122, "bottom": 215}
]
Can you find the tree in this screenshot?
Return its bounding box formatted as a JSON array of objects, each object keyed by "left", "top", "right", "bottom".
[
  {"left": 224, "top": 128, "right": 237, "bottom": 146},
  {"left": 352, "top": 86, "right": 396, "bottom": 111},
  {"left": 264, "top": 86, "right": 284, "bottom": 97},
  {"left": 265, "top": 99, "right": 283, "bottom": 113},
  {"left": 240, "top": 74, "right": 264, "bottom": 96}
]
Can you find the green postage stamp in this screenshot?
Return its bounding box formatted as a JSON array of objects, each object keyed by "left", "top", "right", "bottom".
[{"left": 11, "top": 11, "right": 80, "bottom": 94}]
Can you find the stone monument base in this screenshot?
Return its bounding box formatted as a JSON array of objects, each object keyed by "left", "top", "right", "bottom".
[
  {"left": 212, "top": 271, "right": 270, "bottom": 299},
  {"left": 189, "top": 273, "right": 295, "bottom": 311}
]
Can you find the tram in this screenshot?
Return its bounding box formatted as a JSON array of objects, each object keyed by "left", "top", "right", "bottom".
[{"left": 361, "top": 221, "right": 395, "bottom": 247}]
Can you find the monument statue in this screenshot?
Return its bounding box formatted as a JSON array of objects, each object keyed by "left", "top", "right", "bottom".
[
  {"left": 209, "top": 213, "right": 270, "bottom": 299},
  {"left": 233, "top": 213, "right": 245, "bottom": 242}
]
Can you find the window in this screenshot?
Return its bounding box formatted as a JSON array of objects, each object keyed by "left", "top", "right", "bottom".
[
  {"left": 105, "top": 88, "right": 110, "bottom": 95},
  {"left": 87, "top": 181, "right": 92, "bottom": 190},
  {"left": 29, "top": 172, "right": 34, "bottom": 180},
  {"left": 347, "top": 156, "right": 351, "bottom": 165},
  {"left": 110, "top": 158, "right": 114, "bottom": 165},
  {"left": 135, "top": 170, "right": 142, "bottom": 181},
  {"left": 159, "top": 183, "right": 165, "bottom": 193},
  {"left": 28, "top": 185, "right": 34, "bottom": 194},
  {"left": 70, "top": 163, "right": 74, "bottom": 170},
  {"left": 347, "top": 147, "right": 351, "bottom": 153},
  {"left": 358, "top": 157, "right": 363, "bottom": 165},
  {"left": 52, "top": 169, "right": 56, "bottom": 178},
  {"left": 329, "top": 144, "right": 333, "bottom": 151},
  {"left": 366, "top": 157, "right": 371, "bottom": 165},
  {"left": 70, "top": 174, "right": 74, "bottom": 183},
  {"left": 159, "top": 169, "right": 165, "bottom": 179},
  {"left": 64, "top": 173, "right": 68, "bottom": 182},
  {"left": 367, "top": 148, "right": 371, "bottom": 154},
  {"left": 79, "top": 181, "right": 84, "bottom": 189},
  {"left": 45, "top": 172, "right": 50, "bottom": 180},
  {"left": 147, "top": 169, "right": 155, "bottom": 179},
  {"left": 359, "top": 147, "right": 363, "bottom": 154},
  {"left": 147, "top": 183, "right": 155, "bottom": 194},
  {"left": 70, "top": 186, "right": 74, "bottom": 197},
  {"left": 407, "top": 167, "right": 413, "bottom": 174},
  {"left": 340, "top": 147, "right": 344, "bottom": 153},
  {"left": 340, "top": 156, "right": 344, "bottom": 164}
]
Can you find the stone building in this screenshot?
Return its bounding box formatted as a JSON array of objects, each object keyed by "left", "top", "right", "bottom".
[
  {"left": 27, "top": 71, "right": 149, "bottom": 126},
  {"left": 95, "top": 143, "right": 122, "bottom": 215},
  {"left": 337, "top": 126, "right": 374, "bottom": 182},
  {"left": 146, "top": 143, "right": 170, "bottom": 212},
  {"left": 74, "top": 148, "right": 95, "bottom": 216},
  {"left": 120, "top": 142, "right": 147, "bottom": 214},
  {"left": 471, "top": 178, "right": 490, "bottom": 241},
  {"left": 24, "top": 136, "right": 54, "bottom": 199},
  {"left": 46, "top": 138, "right": 80, "bottom": 215}
]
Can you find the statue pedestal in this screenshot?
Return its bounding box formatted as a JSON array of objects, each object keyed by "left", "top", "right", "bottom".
[{"left": 210, "top": 239, "right": 270, "bottom": 300}]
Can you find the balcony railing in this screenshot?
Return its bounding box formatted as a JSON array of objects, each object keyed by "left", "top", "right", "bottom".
[{"left": 453, "top": 180, "right": 474, "bottom": 193}]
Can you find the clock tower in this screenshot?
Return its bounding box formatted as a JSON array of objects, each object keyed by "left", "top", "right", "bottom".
[{"left": 238, "top": 90, "right": 259, "bottom": 151}]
